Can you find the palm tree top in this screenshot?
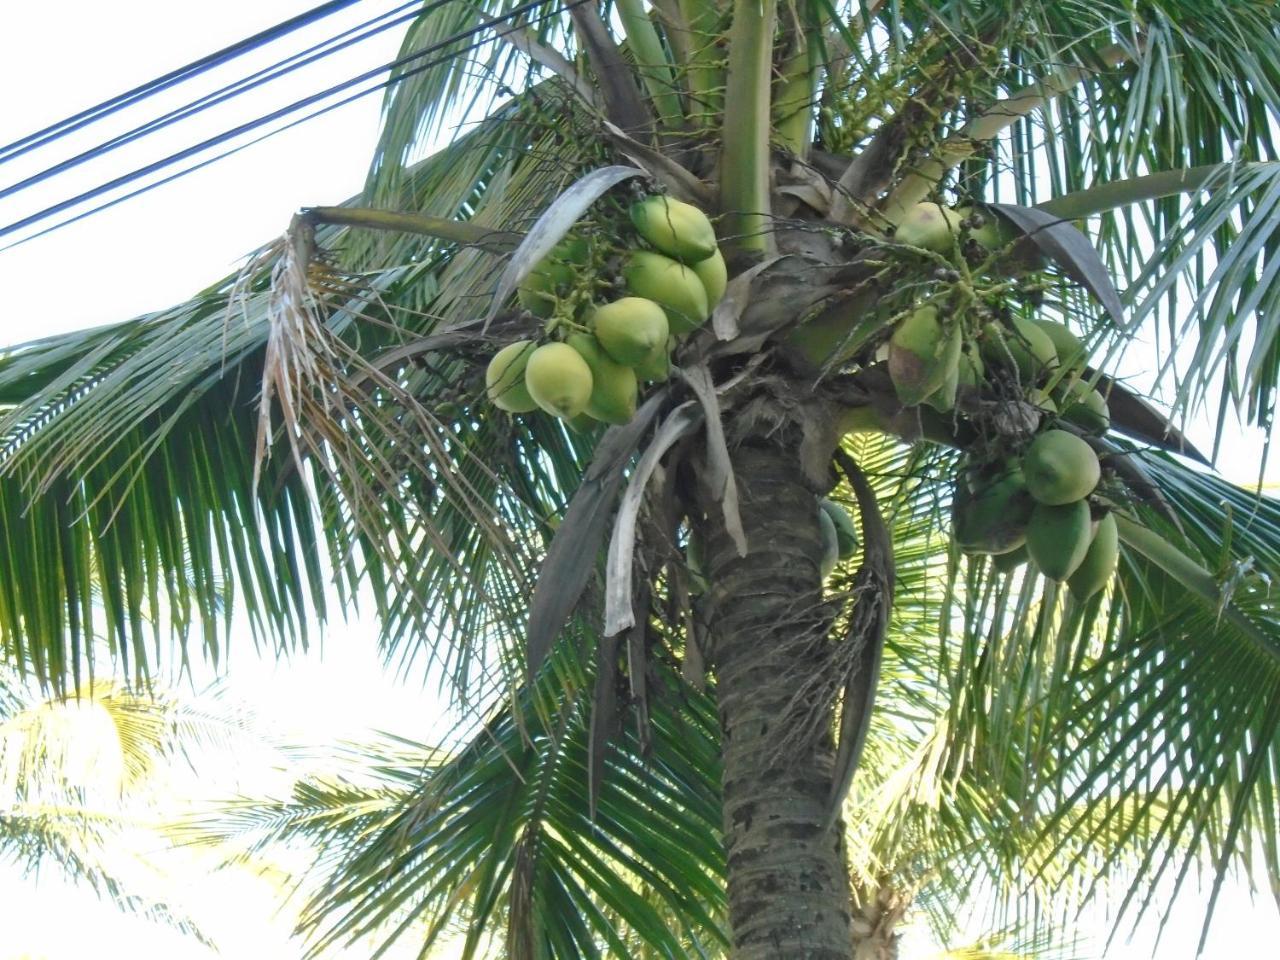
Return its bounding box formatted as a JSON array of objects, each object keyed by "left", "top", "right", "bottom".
[{"left": 1, "top": 2, "right": 1279, "bottom": 957}]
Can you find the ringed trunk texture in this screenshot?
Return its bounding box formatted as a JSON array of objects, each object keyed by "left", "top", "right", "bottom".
[{"left": 702, "top": 432, "right": 854, "bottom": 959}]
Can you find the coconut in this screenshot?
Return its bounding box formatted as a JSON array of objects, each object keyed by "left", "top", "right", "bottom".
[
  {"left": 1067, "top": 512, "right": 1119, "bottom": 600},
  {"left": 630, "top": 195, "right": 718, "bottom": 262},
  {"left": 893, "top": 202, "right": 963, "bottom": 252},
  {"left": 956, "top": 206, "right": 1018, "bottom": 252},
  {"left": 515, "top": 236, "right": 588, "bottom": 318},
  {"left": 590, "top": 297, "right": 670, "bottom": 367},
  {"left": 980, "top": 316, "right": 1059, "bottom": 383},
  {"left": 1022, "top": 430, "right": 1101, "bottom": 505},
  {"left": 1056, "top": 379, "right": 1110, "bottom": 434},
  {"left": 485, "top": 340, "right": 539, "bottom": 412},
  {"left": 889, "top": 306, "right": 963, "bottom": 406},
  {"left": 820, "top": 499, "right": 859, "bottom": 560},
  {"left": 566, "top": 333, "right": 638, "bottom": 425},
  {"left": 1032, "top": 319, "right": 1088, "bottom": 373},
  {"left": 952, "top": 465, "right": 1035, "bottom": 555},
  {"left": 623, "top": 251, "right": 710, "bottom": 334},
  {"left": 524, "top": 342, "right": 594, "bottom": 419},
  {"left": 818, "top": 507, "right": 840, "bottom": 576},
  {"left": 1026, "top": 499, "right": 1093, "bottom": 581},
  {"left": 692, "top": 247, "right": 728, "bottom": 308}
]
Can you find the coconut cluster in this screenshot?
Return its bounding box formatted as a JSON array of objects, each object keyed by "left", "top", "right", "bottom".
[
  {"left": 866, "top": 202, "right": 1121, "bottom": 599},
  {"left": 484, "top": 195, "right": 727, "bottom": 427},
  {"left": 954, "top": 432, "right": 1117, "bottom": 600},
  {"left": 935, "top": 323, "right": 1117, "bottom": 599}
]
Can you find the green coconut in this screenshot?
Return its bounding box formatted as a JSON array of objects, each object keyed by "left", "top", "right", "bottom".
[
  {"left": 1022, "top": 430, "right": 1101, "bottom": 505},
  {"left": 630, "top": 195, "right": 718, "bottom": 263},
  {"left": 566, "top": 333, "right": 638, "bottom": 425},
  {"left": 992, "top": 544, "right": 1030, "bottom": 573},
  {"left": 889, "top": 306, "right": 963, "bottom": 407},
  {"left": 952, "top": 465, "right": 1035, "bottom": 555},
  {"left": 1032, "top": 319, "right": 1088, "bottom": 373},
  {"left": 1026, "top": 499, "right": 1094, "bottom": 581},
  {"left": 957, "top": 206, "right": 1019, "bottom": 252},
  {"left": 623, "top": 251, "right": 710, "bottom": 334},
  {"left": 1056, "top": 379, "right": 1110, "bottom": 434},
  {"left": 691, "top": 247, "right": 728, "bottom": 308},
  {"left": 524, "top": 342, "right": 594, "bottom": 419},
  {"left": 819, "top": 507, "right": 840, "bottom": 577},
  {"left": 980, "top": 316, "right": 1059, "bottom": 383},
  {"left": 590, "top": 297, "right": 670, "bottom": 367},
  {"left": 634, "top": 336, "right": 674, "bottom": 382},
  {"left": 484, "top": 340, "right": 539, "bottom": 412},
  {"left": 1067, "top": 512, "right": 1119, "bottom": 600},
  {"left": 893, "top": 202, "right": 963, "bottom": 252},
  {"left": 515, "top": 236, "right": 588, "bottom": 318},
  {"left": 820, "top": 499, "right": 859, "bottom": 560}
]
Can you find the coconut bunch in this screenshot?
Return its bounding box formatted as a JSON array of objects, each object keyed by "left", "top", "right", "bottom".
[
  {"left": 864, "top": 202, "right": 1122, "bottom": 598},
  {"left": 484, "top": 195, "right": 727, "bottom": 427},
  {"left": 883, "top": 203, "right": 1104, "bottom": 419},
  {"left": 953, "top": 432, "right": 1117, "bottom": 601}
]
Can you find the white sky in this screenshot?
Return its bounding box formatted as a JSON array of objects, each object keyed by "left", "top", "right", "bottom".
[{"left": 0, "top": 2, "right": 1277, "bottom": 959}]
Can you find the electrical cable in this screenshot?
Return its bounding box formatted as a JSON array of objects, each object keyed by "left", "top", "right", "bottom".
[
  {"left": 0, "top": 0, "right": 426, "bottom": 200},
  {"left": 0, "top": 0, "right": 368, "bottom": 164},
  {"left": 0, "top": 0, "right": 588, "bottom": 253},
  {"left": 0, "top": 0, "right": 575, "bottom": 243}
]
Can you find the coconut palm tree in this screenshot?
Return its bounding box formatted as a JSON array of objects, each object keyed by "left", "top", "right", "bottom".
[
  {"left": 2, "top": 1, "right": 1280, "bottom": 958},
  {"left": 0, "top": 664, "right": 215, "bottom": 942}
]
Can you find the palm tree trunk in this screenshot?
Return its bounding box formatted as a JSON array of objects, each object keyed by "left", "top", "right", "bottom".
[{"left": 703, "top": 432, "right": 854, "bottom": 959}]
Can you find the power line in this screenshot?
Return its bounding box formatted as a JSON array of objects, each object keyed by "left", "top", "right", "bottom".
[
  {"left": 0, "top": 0, "right": 368, "bottom": 164},
  {"left": 0, "top": 0, "right": 568, "bottom": 244},
  {"left": 0, "top": 0, "right": 425, "bottom": 202},
  {"left": 0, "top": 0, "right": 587, "bottom": 253}
]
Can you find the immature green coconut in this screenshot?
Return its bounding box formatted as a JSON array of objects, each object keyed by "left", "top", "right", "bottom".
[
  {"left": 956, "top": 206, "right": 1018, "bottom": 252},
  {"left": 1032, "top": 319, "right": 1087, "bottom": 372},
  {"left": 1022, "top": 430, "right": 1101, "bottom": 505},
  {"left": 634, "top": 337, "right": 673, "bottom": 382},
  {"left": 980, "top": 316, "right": 1059, "bottom": 382},
  {"left": 818, "top": 507, "right": 840, "bottom": 577},
  {"left": 952, "top": 465, "right": 1035, "bottom": 555},
  {"left": 820, "top": 499, "right": 859, "bottom": 560},
  {"left": 566, "top": 333, "right": 638, "bottom": 425},
  {"left": 1056, "top": 378, "right": 1110, "bottom": 434},
  {"left": 516, "top": 236, "right": 588, "bottom": 318},
  {"left": 893, "top": 202, "right": 963, "bottom": 252},
  {"left": 691, "top": 247, "right": 728, "bottom": 308},
  {"left": 1067, "top": 512, "right": 1119, "bottom": 600},
  {"left": 590, "top": 297, "right": 669, "bottom": 367},
  {"left": 485, "top": 340, "right": 539, "bottom": 412},
  {"left": 889, "top": 306, "right": 963, "bottom": 406},
  {"left": 630, "top": 195, "right": 718, "bottom": 263},
  {"left": 992, "top": 544, "right": 1030, "bottom": 573},
  {"left": 524, "top": 342, "right": 594, "bottom": 419},
  {"left": 1026, "top": 499, "right": 1093, "bottom": 581},
  {"left": 624, "top": 251, "right": 710, "bottom": 334}
]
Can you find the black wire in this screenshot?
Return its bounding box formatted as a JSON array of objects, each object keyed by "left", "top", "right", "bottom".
[
  {"left": 0, "top": 0, "right": 587, "bottom": 254},
  {"left": 0, "top": 0, "right": 573, "bottom": 243},
  {"left": 0, "top": 1, "right": 427, "bottom": 201},
  {"left": 0, "top": 0, "right": 369, "bottom": 164}
]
